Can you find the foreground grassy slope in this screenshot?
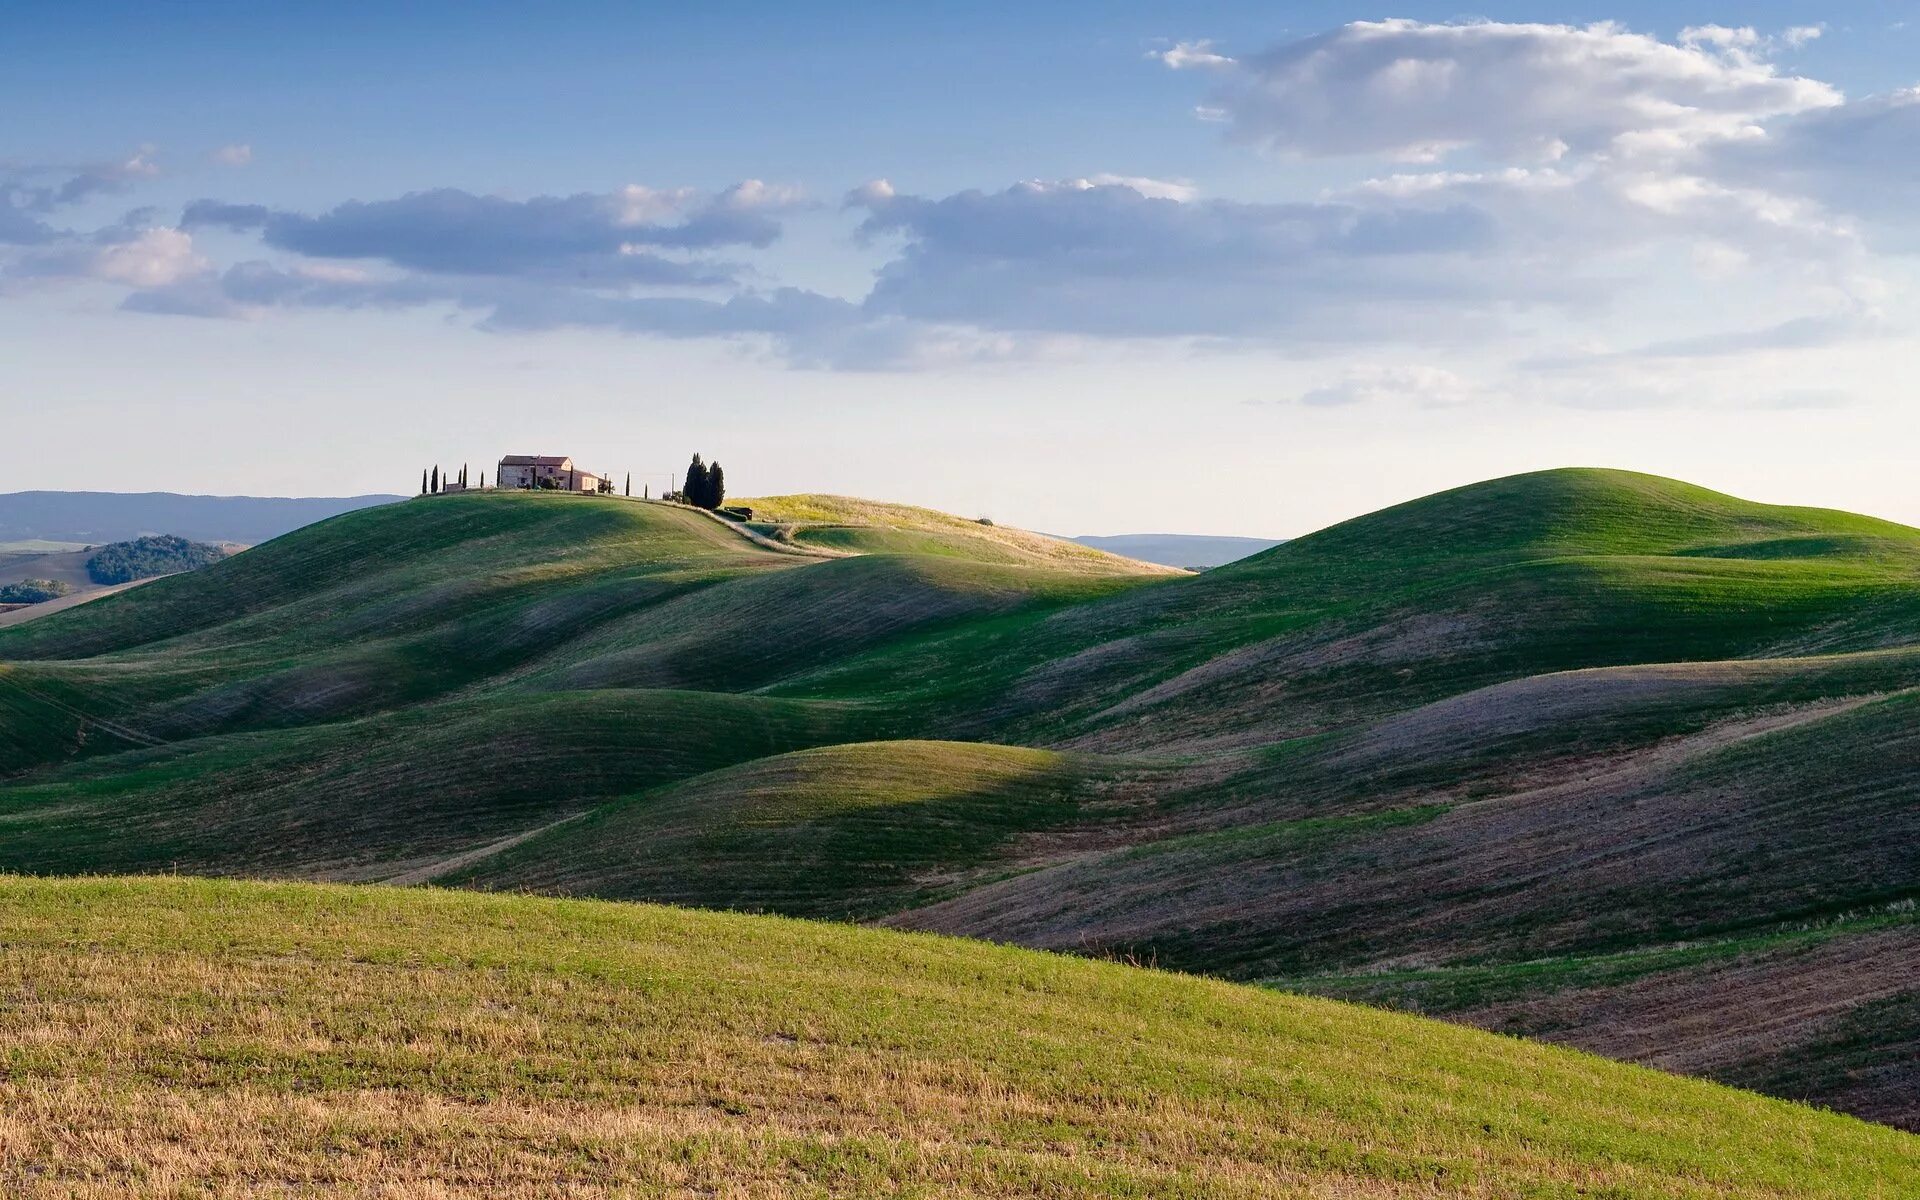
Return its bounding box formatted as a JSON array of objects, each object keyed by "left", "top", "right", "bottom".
[{"left": 1, "top": 877, "right": 1911, "bottom": 1199}]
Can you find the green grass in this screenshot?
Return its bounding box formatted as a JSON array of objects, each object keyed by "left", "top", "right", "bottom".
[
  {"left": 0, "top": 876, "right": 1911, "bottom": 1198},
  {"left": 740, "top": 493, "right": 1181, "bottom": 575},
  {"left": 0, "top": 689, "right": 883, "bottom": 879},
  {"left": 6, "top": 470, "right": 1920, "bottom": 1130},
  {"left": 448, "top": 740, "right": 1123, "bottom": 917},
  {"left": 775, "top": 469, "right": 1920, "bottom": 750}
]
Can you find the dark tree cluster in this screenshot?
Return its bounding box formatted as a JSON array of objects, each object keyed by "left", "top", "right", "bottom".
[
  {"left": 681, "top": 454, "right": 726, "bottom": 510},
  {"left": 85, "top": 535, "right": 229, "bottom": 585},
  {"left": 0, "top": 578, "right": 73, "bottom": 604}
]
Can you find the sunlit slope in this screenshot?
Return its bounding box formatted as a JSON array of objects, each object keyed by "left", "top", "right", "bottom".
[
  {"left": 446, "top": 740, "right": 1152, "bottom": 916},
  {"left": 521, "top": 551, "right": 1145, "bottom": 693},
  {"left": 3, "top": 877, "right": 1910, "bottom": 1199},
  {"left": 0, "top": 491, "right": 773, "bottom": 662},
  {"left": 783, "top": 469, "right": 1920, "bottom": 750},
  {"left": 742, "top": 493, "right": 1183, "bottom": 574}
]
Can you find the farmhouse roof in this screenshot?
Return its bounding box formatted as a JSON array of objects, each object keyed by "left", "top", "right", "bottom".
[{"left": 499, "top": 454, "right": 573, "bottom": 467}]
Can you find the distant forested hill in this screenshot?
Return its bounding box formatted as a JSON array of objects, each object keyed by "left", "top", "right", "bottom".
[
  {"left": 85, "top": 534, "right": 229, "bottom": 584},
  {"left": 0, "top": 491, "right": 403, "bottom": 546}
]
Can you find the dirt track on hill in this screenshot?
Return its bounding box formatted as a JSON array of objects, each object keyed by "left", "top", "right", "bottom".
[{"left": 377, "top": 813, "right": 592, "bottom": 886}]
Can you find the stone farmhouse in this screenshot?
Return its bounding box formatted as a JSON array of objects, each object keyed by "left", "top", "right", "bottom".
[{"left": 497, "top": 455, "right": 603, "bottom": 493}]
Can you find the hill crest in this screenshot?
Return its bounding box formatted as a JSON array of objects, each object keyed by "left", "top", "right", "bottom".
[{"left": 739, "top": 493, "right": 1184, "bottom": 575}]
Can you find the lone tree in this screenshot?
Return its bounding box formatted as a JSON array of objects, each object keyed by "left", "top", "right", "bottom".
[
  {"left": 624, "top": 472, "right": 631, "bottom": 497},
  {"left": 420, "top": 468, "right": 427, "bottom": 496},
  {"left": 707, "top": 461, "right": 725, "bottom": 509}
]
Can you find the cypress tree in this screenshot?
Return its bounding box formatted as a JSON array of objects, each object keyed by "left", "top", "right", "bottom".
[
  {"left": 683, "top": 454, "right": 707, "bottom": 506},
  {"left": 624, "top": 472, "right": 631, "bottom": 497},
  {"left": 421, "top": 469, "right": 427, "bottom": 496},
  {"left": 431, "top": 465, "right": 439, "bottom": 493},
  {"left": 707, "top": 461, "right": 725, "bottom": 510}
]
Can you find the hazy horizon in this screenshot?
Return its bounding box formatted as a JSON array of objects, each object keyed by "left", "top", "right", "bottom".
[{"left": 9, "top": 3, "right": 1920, "bottom": 537}]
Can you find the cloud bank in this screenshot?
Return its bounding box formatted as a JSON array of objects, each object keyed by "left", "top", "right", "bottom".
[{"left": 6, "top": 20, "right": 1920, "bottom": 382}]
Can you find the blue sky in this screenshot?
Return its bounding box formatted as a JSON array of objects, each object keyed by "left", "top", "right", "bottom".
[{"left": 6, "top": 3, "right": 1920, "bottom": 534}]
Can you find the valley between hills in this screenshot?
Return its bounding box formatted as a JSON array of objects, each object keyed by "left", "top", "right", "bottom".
[{"left": 1, "top": 468, "right": 1916, "bottom": 1195}]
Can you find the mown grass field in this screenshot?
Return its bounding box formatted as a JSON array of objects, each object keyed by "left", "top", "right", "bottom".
[
  {"left": 1, "top": 876, "right": 1912, "bottom": 1199},
  {"left": 3, "top": 470, "right": 1919, "bottom": 1132}
]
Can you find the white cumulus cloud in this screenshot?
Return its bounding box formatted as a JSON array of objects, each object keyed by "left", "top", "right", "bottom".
[
  {"left": 1154, "top": 40, "right": 1235, "bottom": 70},
  {"left": 90, "top": 227, "right": 207, "bottom": 288},
  {"left": 1199, "top": 20, "right": 1839, "bottom": 162}
]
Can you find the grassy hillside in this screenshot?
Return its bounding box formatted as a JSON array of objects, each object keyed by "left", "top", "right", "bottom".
[
  {"left": 779, "top": 469, "right": 1920, "bottom": 751},
  {"left": 0, "top": 689, "right": 882, "bottom": 880},
  {"left": 1, "top": 876, "right": 1910, "bottom": 1199},
  {"left": 447, "top": 740, "right": 1147, "bottom": 916},
  {"left": 5, "top": 471, "right": 1920, "bottom": 1130},
  {"left": 0, "top": 493, "right": 1145, "bottom": 774},
  {"left": 741, "top": 494, "right": 1182, "bottom": 575}
]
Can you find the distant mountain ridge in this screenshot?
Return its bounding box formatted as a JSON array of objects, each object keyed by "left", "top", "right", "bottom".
[
  {"left": 0, "top": 491, "right": 404, "bottom": 546},
  {"left": 1065, "top": 532, "right": 1283, "bottom": 569}
]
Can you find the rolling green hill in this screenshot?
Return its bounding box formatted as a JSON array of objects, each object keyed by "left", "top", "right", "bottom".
[
  {"left": 2, "top": 470, "right": 1917, "bottom": 1132},
  {"left": 778, "top": 468, "right": 1920, "bottom": 752},
  {"left": 1, "top": 876, "right": 1910, "bottom": 1198},
  {"left": 443, "top": 740, "right": 1149, "bottom": 917}
]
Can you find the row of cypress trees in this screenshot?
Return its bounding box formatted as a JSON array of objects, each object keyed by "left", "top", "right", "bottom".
[{"left": 420, "top": 464, "right": 479, "bottom": 494}]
